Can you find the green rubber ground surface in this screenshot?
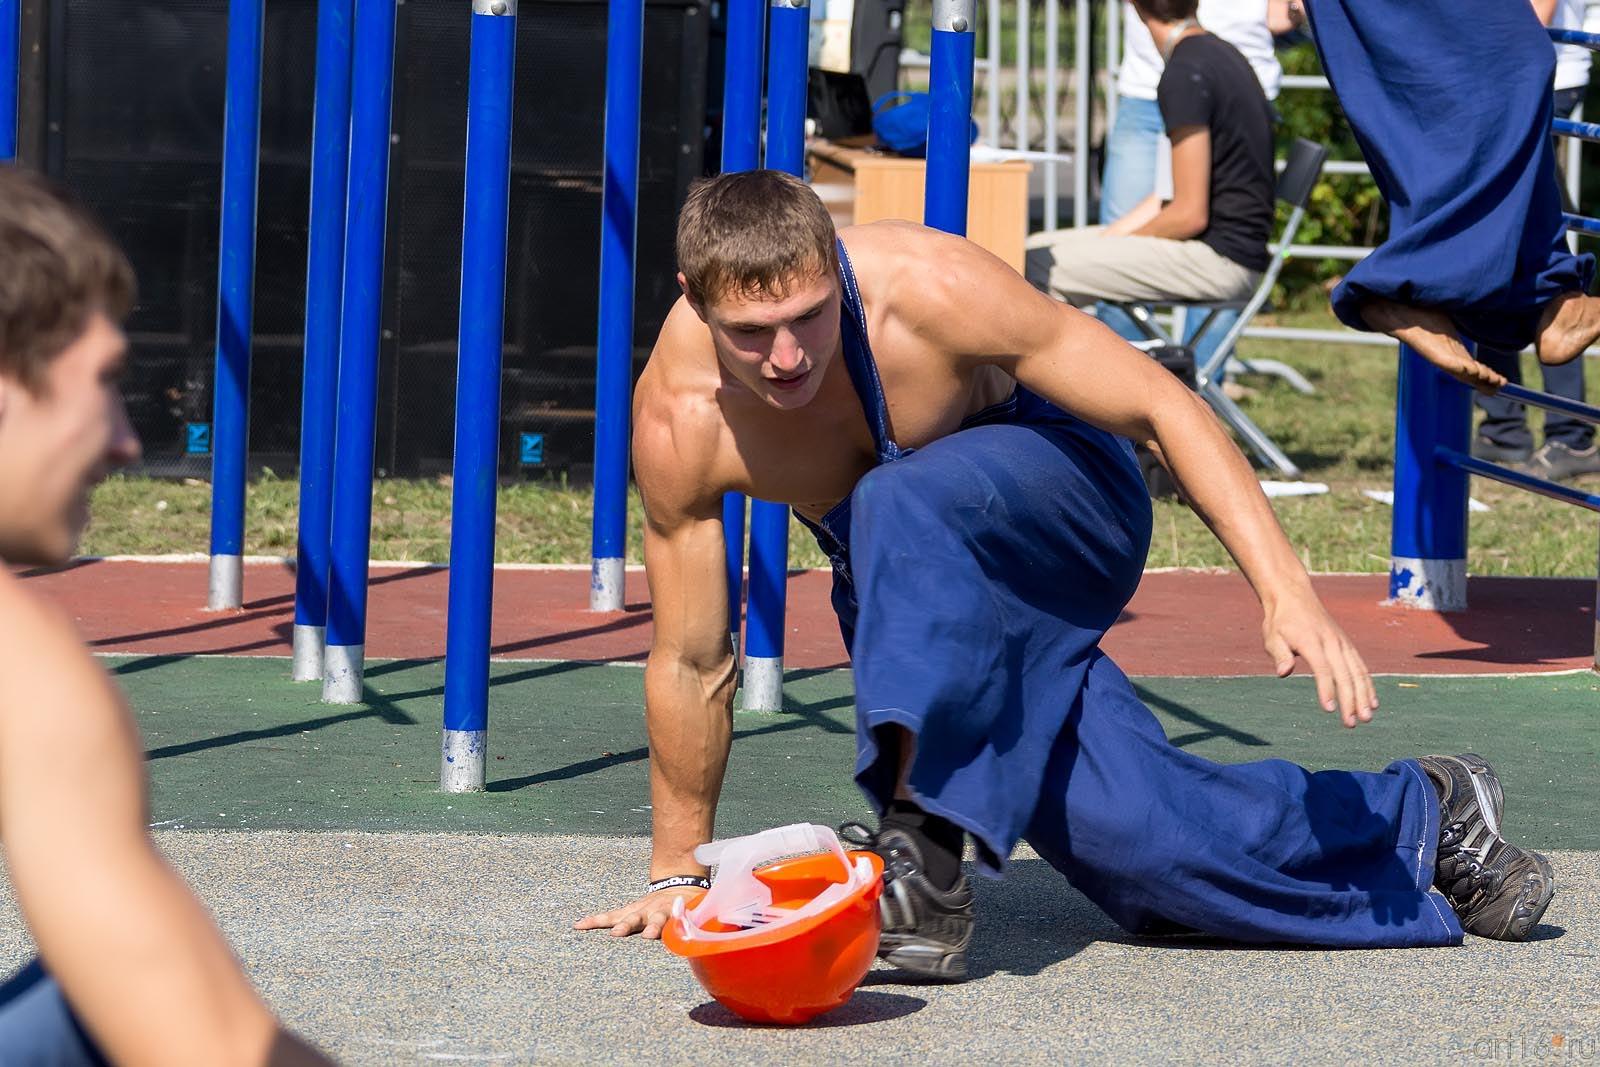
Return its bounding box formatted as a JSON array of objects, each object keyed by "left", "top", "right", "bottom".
[{"left": 113, "top": 655, "right": 1600, "bottom": 849}]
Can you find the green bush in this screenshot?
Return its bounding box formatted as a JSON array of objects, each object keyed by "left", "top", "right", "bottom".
[{"left": 1270, "top": 43, "right": 1386, "bottom": 310}]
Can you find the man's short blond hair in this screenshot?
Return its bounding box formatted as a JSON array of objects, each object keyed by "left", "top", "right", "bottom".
[
  {"left": 0, "top": 166, "right": 135, "bottom": 391},
  {"left": 676, "top": 170, "right": 839, "bottom": 305}
]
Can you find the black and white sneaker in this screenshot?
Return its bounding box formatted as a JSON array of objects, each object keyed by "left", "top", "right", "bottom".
[
  {"left": 1418, "top": 753, "right": 1555, "bottom": 941},
  {"left": 840, "top": 822, "right": 974, "bottom": 981}
]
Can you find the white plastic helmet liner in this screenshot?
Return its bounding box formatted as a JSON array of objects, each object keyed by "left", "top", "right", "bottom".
[{"left": 671, "top": 823, "right": 876, "bottom": 942}]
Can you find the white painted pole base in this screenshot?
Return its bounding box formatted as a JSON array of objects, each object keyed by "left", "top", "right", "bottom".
[
  {"left": 441, "top": 729, "right": 487, "bottom": 792},
  {"left": 590, "top": 556, "right": 624, "bottom": 611},
  {"left": 322, "top": 643, "right": 365, "bottom": 704},
  {"left": 742, "top": 656, "right": 783, "bottom": 711},
  {"left": 207, "top": 553, "right": 243, "bottom": 610},
  {"left": 1388, "top": 557, "right": 1467, "bottom": 612},
  {"left": 291, "top": 624, "right": 326, "bottom": 681}
]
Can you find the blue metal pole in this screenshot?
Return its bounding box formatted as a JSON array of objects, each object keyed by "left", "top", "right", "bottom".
[
  {"left": 925, "top": 0, "right": 976, "bottom": 235},
  {"left": 741, "top": 0, "right": 808, "bottom": 712},
  {"left": 0, "top": 0, "right": 17, "bottom": 162},
  {"left": 722, "top": 0, "right": 764, "bottom": 172},
  {"left": 589, "top": 0, "right": 644, "bottom": 613},
  {"left": 763, "top": 0, "right": 807, "bottom": 174},
  {"left": 206, "top": 0, "right": 265, "bottom": 611},
  {"left": 291, "top": 0, "right": 355, "bottom": 682},
  {"left": 1389, "top": 343, "right": 1470, "bottom": 611},
  {"left": 441, "top": 0, "right": 516, "bottom": 792},
  {"left": 322, "top": 0, "right": 398, "bottom": 703},
  {"left": 720, "top": 0, "right": 765, "bottom": 649}
]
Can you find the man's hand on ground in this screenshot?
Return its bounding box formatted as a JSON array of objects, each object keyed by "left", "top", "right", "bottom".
[
  {"left": 574, "top": 887, "right": 701, "bottom": 939},
  {"left": 1260, "top": 592, "right": 1379, "bottom": 728}
]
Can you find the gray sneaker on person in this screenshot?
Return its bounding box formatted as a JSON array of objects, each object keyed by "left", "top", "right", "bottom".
[
  {"left": 1518, "top": 440, "right": 1600, "bottom": 483},
  {"left": 840, "top": 822, "right": 974, "bottom": 980},
  {"left": 1417, "top": 753, "right": 1555, "bottom": 942}
]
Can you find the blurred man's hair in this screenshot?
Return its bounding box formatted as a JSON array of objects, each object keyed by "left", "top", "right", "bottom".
[
  {"left": 676, "top": 170, "right": 839, "bottom": 306},
  {"left": 0, "top": 166, "right": 135, "bottom": 391},
  {"left": 1132, "top": 0, "right": 1200, "bottom": 21}
]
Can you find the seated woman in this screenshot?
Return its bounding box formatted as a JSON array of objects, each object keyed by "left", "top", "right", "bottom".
[
  {"left": 1025, "top": 0, "right": 1275, "bottom": 313},
  {"left": 1303, "top": 0, "right": 1600, "bottom": 391}
]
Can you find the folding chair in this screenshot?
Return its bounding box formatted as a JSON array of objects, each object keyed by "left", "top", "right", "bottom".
[{"left": 1106, "top": 137, "right": 1330, "bottom": 480}]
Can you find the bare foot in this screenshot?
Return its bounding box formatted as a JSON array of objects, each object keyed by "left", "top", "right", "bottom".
[
  {"left": 1535, "top": 291, "right": 1600, "bottom": 365},
  {"left": 1360, "top": 298, "right": 1507, "bottom": 394}
]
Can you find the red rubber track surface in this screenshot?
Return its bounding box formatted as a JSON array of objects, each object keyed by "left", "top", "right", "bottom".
[{"left": 15, "top": 559, "right": 1594, "bottom": 675}]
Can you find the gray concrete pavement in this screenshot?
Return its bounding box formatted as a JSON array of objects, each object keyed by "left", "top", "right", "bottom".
[{"left": 1, "top": 832, "right": 1595, "bottom": 1065}]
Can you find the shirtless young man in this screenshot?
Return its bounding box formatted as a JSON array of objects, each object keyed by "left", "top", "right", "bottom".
[
  {"left": 0, "top": 167, "right": 332, "bottom": 1065},
  {"left": 576, "top": 170, "right": 1554, "bottom": 975}
]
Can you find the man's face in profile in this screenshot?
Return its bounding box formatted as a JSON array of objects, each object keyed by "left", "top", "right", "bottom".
[{"left": 0, "top": 312, "right": 142, "bottom": 566}]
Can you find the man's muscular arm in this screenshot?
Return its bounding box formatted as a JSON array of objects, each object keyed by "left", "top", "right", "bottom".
[
  {"left": 889, "top": 229, "right": 1378, "bottom": 726},
  {"left": 576, "top": 325, "right": 738, "bottom": 939},
  {"left": 0, "top": 579, "right": 331, "bottom": 1067}
]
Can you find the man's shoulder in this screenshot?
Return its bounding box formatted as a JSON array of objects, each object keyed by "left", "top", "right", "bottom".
[
  {"left": 0, "top": 571, "right": 84, "bottom": 661},
  {"left": 0, "top": 571, "right": 100, "bottom": 714},
  {"left": 1163, "top": 33, "right": 1253, "bottom": 86},
  {"left": 838, "top": 221, "right": 1006, "bottom": 308},
  {"left": 632, "top": 303, "right": 730, "bottom": 516}
]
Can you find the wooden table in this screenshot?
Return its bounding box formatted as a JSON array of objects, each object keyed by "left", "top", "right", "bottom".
[{"left": 807, "top": 139, "right": 1033, "bottom": 272}]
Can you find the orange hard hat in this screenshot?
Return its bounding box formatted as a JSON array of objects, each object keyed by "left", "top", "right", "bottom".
[{"left": 663, "top": 823, "right": 885, "bottom": 1025}]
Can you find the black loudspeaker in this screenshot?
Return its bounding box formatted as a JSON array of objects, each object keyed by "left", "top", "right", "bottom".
[
  {"left": 850, "top": 0, "right": 904, "bottom": 104},
  {"left": 46, "top": 0, "right": 709, "bottom": 479}
]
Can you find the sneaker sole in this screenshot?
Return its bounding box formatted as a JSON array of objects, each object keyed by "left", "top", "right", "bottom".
[
  {"left": 1501, "top": 852, "right": 1557, "bottom": 943},
  {"left": 878, "top": 934, "right": 969, "bottom": 981}
]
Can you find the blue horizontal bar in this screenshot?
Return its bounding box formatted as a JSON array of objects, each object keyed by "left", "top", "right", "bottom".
[
  {"left": 1499, "top": 381, "right": 1600, "bottom": 426},
  {"left": 1552, "top": 117, "right": 1600, "bottom": 143},
  {"left": 1436, "top": 446, "right": 1600, "bottom": 513},
  {"left": 1563, "top": 211, "right": 1600, "bottom": 236},
  {"left": 1549, "top": 26, "right": 1600, "bottom": 50}
]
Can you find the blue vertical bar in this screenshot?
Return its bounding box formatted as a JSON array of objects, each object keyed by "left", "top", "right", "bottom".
[
  {"left": 721, "top": 0, "right": 764, "bottom": 171},
  {"left": 206, "top": 0, "right": 265, "bottom": 611},
  {"left": 1389, "top": 343, "right": 1471, "bottom": 610},
  {"left": 322, "top": 0, "right": 398, "bottom": 703},
  {"left": 442, "top": 0, "right": 516, "bottom": 790},
  {"left": 720, "top": 0, "right": 765, "bottom": 643},
  {"left": 589, "top": 0, "right": 645, "bottom": 613},
  {"left": 0, "top": 0, "right": 17, "bottom": 161},
  {"left": 291, "top": 0, "right": 355, "bottom": 681},
  {"left": 742, "top": 0, "right": 808, "bottom": 709},
  {"left": 925, "top": 2, "right": 977, "bottom": 235},
  {"left": 763, "top": 0, "right": 808, "bottom": 173}
]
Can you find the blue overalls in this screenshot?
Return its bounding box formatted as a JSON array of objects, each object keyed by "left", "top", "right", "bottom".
[
  {"left": 0, "top": 958, "right": 109, "bottom": 1065},
  {"left": 1306, "top": 0, "right": 1594, "bottom": 351},
  {"left": 803, "top": 240, "right": 1463, "bottom": 947}
]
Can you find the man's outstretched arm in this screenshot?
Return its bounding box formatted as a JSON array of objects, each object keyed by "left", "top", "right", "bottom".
[
  {"left": 906, "top": 233, "right": 1379, "bottom": 725},
  {"left": 575, "top": 385, "right": 738, "bottom": 939},
  {"left": 0, "top": 580, "right": 333, "bottom": 1067}
]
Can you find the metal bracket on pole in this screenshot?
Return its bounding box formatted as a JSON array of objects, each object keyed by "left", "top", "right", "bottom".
[
  {"left": 472, "top": 0, "right": 517, "bottom": 13},
  {"left": 932, "top": 0, "right": 974, "bottom": 32}
]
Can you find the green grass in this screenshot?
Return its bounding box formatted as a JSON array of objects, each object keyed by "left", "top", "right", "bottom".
[{"left": 85, "top": 310, "right": 1600, "bottom": 576}]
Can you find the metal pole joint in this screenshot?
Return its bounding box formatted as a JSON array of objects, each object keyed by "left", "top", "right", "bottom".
[
  {"left": 933, "top": 0, "right": 975, "bottom": 32},
  {"left": 472, "top": 0, "right": 517, "bottom": 15},
  {"left": 770, "top": 0, "right": 808, "bottom": 10}
]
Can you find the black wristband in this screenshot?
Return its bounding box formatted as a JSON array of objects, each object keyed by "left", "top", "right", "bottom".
[{"left": 648, "top": 874, "right": 710, "bottom": 893}]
